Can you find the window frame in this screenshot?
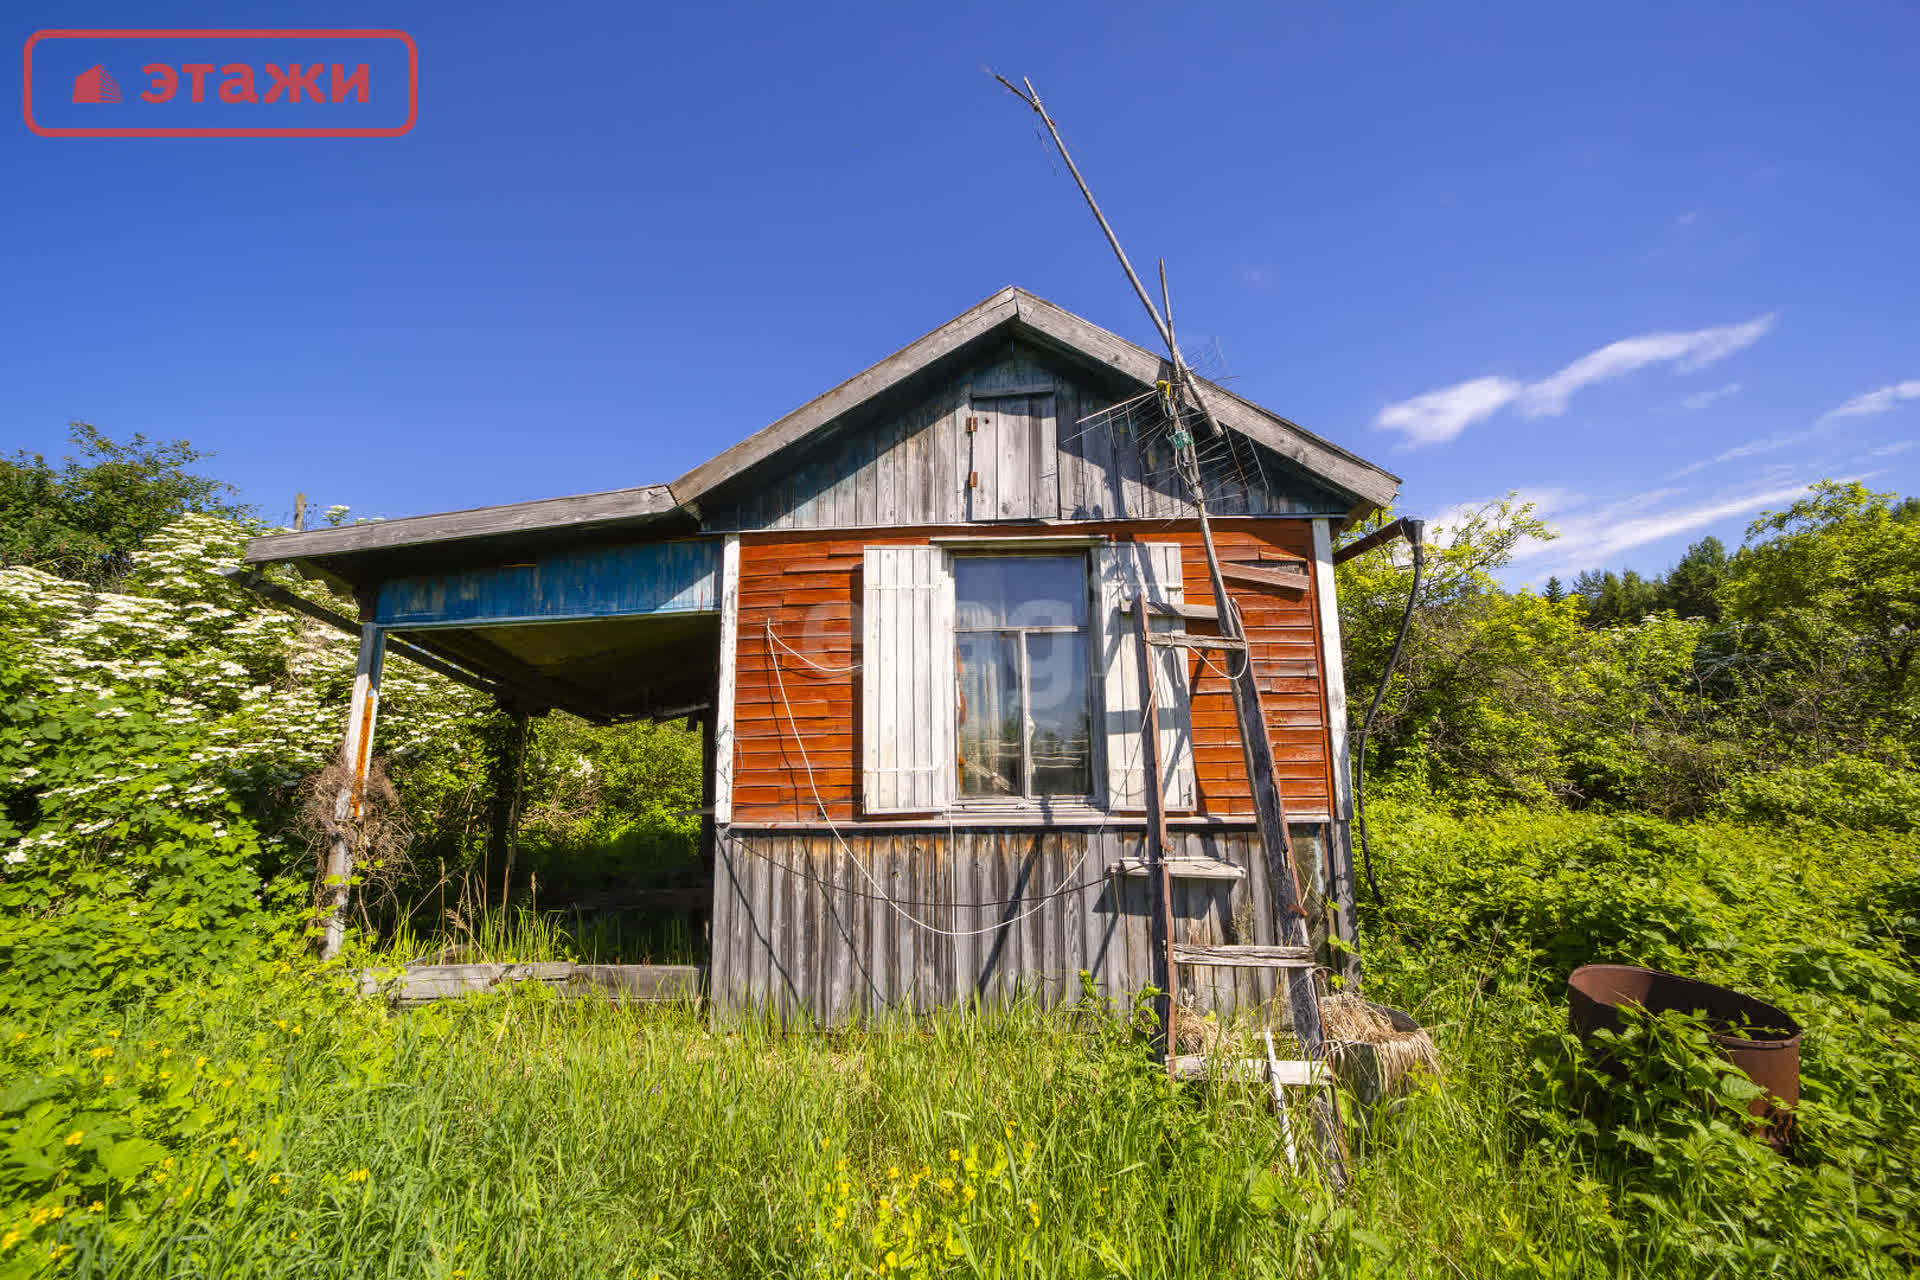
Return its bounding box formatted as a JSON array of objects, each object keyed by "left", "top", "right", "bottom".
[{"left": 949, "top": 550, "right": 1102, "bottom": 807}]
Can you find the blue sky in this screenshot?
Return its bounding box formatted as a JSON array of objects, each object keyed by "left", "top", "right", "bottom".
[{"left": 5, "top": 2, "right": 1915, "bottom": 586}]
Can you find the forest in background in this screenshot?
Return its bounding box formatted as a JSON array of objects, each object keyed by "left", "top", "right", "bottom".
[{"left": 1, "top": 425, "right": 1916, "bottom": 1277}]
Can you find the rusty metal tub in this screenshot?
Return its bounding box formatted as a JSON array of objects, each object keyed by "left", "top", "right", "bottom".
[{"left": 1568, "top": 963, "right": 1801, "bottom": 1148}]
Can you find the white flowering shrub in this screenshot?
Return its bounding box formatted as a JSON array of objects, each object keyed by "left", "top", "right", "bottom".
[{"left": 0, "top": 515, "right": 493, "bottom": 1016}]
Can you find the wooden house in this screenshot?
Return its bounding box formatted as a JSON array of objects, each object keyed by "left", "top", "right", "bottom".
[{"left": 244, "top": 287, "right": 1401, "bottom": 1020}]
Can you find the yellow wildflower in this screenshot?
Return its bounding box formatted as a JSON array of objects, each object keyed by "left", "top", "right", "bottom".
[
  {"left": 346, "top": 1168, "right": 369, "bottom": 1183},
  {"left": 64, "top": 1131, "right": 83, "bottom": 1146},
  {"left": 887, "top": 1165, "right": 900, "bottom": 1179},
  {"left": 106, "top": 1030, "right": 120, "bottom": 1040},
  {"left": 819, "top": 1135, "right": 831, "bottom": 1151},
  {"left": 47, "top": 1243, "right": 72, "bottom": 1262},
  {"left": 89, "top": 1202, "right": 104, "bottom": 1213},
  {"left": 0, "top": 1230, "right": 18, "bottom": 1251},
  {"left": 245, "top": 1149, "right": 259, "bottom": 1164},
  {"left": 939, "top": 1177, "right": 954, "bottom": 1193},
  {"left": 962, "top": 1184, "right": 976, "bottom": 1202},
  {"left": 103, "top": 1075, "right": 115, "bottom": 1085},
  {"left": 89, "top": 1046, "right": 112, "bottom": 1059},
  {"left": 948, "top": 1148, "right": 960, "bottom": 1163},
  {"left": 158, "top": 1070, "right": 172, "bottom": 1081},
  {"left": 159, "top": 1048, "right": 172, "bottom": 1059},
  {"left": 195, "top": 1056, "right": 208, "bottom": 1068},
  {"left": 152, "top": 1172, "right": 168, "bottom": 1185}
]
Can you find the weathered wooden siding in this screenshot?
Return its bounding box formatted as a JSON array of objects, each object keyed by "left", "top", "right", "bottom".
[
  {"left": 731, "top": 520, "right": 1333, "bottom": 826},
  {"left": 374, "top": 538, "right": 720, "bottom": 627},
  {"left": 711, "top": 826, "right": 1333, "bottom": 1020},
  {"left": 700, "top": 343, "right": 1349, "bottom": 532}
]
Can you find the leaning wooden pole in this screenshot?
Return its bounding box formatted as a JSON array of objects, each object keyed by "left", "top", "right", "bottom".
[{"left": 1000, "top": 74, "right": 1345, "bottom": 1183}]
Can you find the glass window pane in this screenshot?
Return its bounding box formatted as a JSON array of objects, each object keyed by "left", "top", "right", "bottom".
[
  {"left": 955, "top": 556, "right": 1088, "bottom": 630},
  {"left": 1026, "top": 631, "right": 1093, "bottom": 796},
  {"left": 956, "top": 633, "right": 1021, "bottom": 798}
]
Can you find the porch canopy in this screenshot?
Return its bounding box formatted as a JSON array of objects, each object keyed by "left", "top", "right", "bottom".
[{"left": 239, "top": 485, "right": 719, "bottom": 721}]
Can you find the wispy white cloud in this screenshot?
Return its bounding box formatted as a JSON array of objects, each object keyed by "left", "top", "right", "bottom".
[
  {"left": 1375, "top": 314, "right": 1775, "bottom": 446},
  {"left": 1818, "top": 379, "right": 1920, "bottom": 424},
  {"left": 1518, "top": 316, "right": 1775, "bottom": 418},
  {"left": 1869, "top": 440, "right": 1917, "bottom": 458},
  {"left": 1667, "top": 424, "right": 1824, "bottom": 478},
  {"left": 1670, "top": 378, "right": 1920, "bottom": 479},
  {"left": 1373, "top": 375, "right": 1523, "bottom": 446},
  {"left": 1520, "top": 480, "right": 1818, "bottom": 579},
  {"left": 1673, "top": 381, "right": 1743, "bottom": 412}
]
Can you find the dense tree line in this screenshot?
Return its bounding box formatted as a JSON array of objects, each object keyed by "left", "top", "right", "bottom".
[
  {"left": 1339, "top": 481, "right": 1919, "bottom": 816},
  {"left": 1548, "top": 534, "right": 1732, "bottom": 626}
]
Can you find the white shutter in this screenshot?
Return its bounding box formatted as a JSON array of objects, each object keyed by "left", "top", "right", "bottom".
[
  {"left": 861, "top": 546, "right": 955, "bottom": 813},
  {"left": 1095, "top": 542, "right": 1196, "bottom": 811}
]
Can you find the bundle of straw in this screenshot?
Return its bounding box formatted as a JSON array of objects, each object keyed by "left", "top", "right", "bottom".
[{"left": 1320, "top": 994, "right": 1440, "bottom": 1102}]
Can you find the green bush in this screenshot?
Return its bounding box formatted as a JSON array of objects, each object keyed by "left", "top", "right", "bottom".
[{"left": 1719, "top": 755, "right": 1920, "bottom": 832}]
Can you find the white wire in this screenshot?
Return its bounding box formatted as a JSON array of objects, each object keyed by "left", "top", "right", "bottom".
[
  {"left": 761, "top": 617, "right": 1159, "bottom": 938},
  {"left": 767, "top": 625, "right": 860, "bottom": 676}
]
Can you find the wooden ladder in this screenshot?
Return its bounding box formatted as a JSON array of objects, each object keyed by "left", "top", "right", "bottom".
[{"left": 1133, "top": 594, "right": 1347, "bottom": 1186}]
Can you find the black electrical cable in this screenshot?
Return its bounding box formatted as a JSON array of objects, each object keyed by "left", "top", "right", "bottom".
[{"left": 1353, "top": 522, "right": 1425, "bottom": 913}]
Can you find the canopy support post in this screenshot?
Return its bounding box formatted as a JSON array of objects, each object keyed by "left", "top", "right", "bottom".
[{"left": 317, "top": 624, "right": 386, "bottom": 960}]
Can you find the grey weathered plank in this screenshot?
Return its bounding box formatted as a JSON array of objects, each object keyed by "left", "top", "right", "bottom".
[
  {"left": 244, "top": 485, "right": 680, "bottom": 566},
  {"left": 1171, "top": 943, "right": 1315, "bottom": 968},
  {"left": 357, "top": 963, "right": 703, "bottom": 1006}
]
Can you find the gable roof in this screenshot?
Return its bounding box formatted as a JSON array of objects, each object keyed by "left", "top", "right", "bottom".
[
  {"left": 669, "top": 286, "right": 1399, "bottom": 514},
  {"left": 244, "top": 286, "right": 1398, "bottom": 577}
]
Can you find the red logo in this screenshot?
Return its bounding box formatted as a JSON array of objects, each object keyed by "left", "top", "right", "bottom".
[
  {"left": 25, "top": 30, "right": 415, "bottom": 138},
  {"left": 71, "top": 64, "right": 121, "bottom": 103}
]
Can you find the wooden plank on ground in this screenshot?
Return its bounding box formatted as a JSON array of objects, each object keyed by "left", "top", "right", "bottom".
[{"left": 356, "top": 963, "right": 706, "bottom": 1006}]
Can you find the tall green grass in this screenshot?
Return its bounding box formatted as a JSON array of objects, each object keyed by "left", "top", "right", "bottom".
[
  {"left": 5, "top": 802, "right": 1917, "bottom": 1277},
  {"left": 383, "top": 906, "right": 704, "bottom": 967}
]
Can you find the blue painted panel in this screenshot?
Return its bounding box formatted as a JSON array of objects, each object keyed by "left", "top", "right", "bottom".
[{"left": 374, "top": 539, "right": 720, "bottom": 627}]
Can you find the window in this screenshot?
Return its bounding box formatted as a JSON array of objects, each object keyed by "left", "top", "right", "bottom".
[
  {"left": 858, "top": 541, "right": 1192, "bottom": 815},
  {"left": 953, "top": 555, "right": 1094, "bottom": 799}
]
